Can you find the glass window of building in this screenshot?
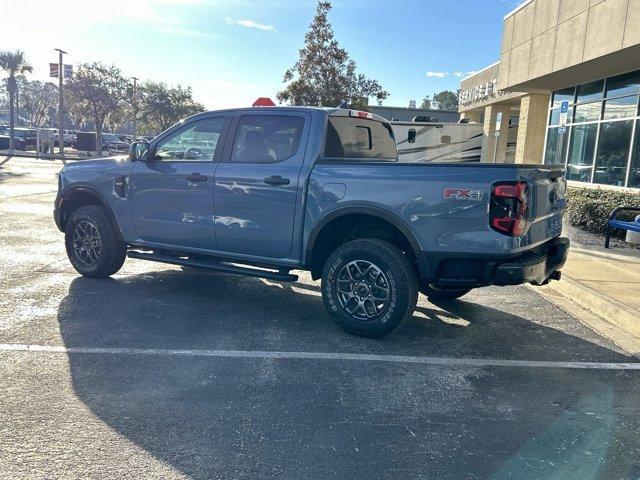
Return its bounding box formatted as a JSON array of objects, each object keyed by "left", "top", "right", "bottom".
[
  {"left": 573, "top": 102, "right": 602, "bottom": 123},
  {"left": 566, "top": 124, "right": 598, "bottom": 182},
  {"left": 549, "top": 107, "right": 575, "bottom": 126},
  {"left": 593, "top": 120, "right": 634, "bottom": 186},
  {"left": 544, "top": 127, "right": 569, "bottom": 165},
  {"left": 576, "top": 80, "right": 604, "bottom": 103},
  {"left": 603, "top": 95, "right": 638, "bottom": 120},
  {"left": 544, "top": 70, "right": 640, "bottom": 188},
  {"left": 605, "top": 71, "right": 640, "bottom": 98},
  {"left": 552, "top": 87, "right": 575, "bottom": 107},
  {"left": 629, "top": 121, "right": 640, "bottom": 188}
]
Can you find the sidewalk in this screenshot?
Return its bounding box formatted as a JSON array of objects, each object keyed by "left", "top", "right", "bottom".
[
  {"left": 538, "top": 242, "right": 640, "bottom": 357},
  {"left": 0, "top": 149, "right": 102, "bottom": 161}
]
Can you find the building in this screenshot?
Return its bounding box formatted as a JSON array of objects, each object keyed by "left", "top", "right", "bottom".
[
  {"left": 368, "top": 105, "right": 459, "bottom": 123},
  {"left": 459, "top": 0, "right": 640, "bottom": 190}
]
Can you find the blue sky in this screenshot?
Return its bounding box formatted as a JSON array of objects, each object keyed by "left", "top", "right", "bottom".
[{"left": 4, "top": 0, "right": 522, "bottom": 109}]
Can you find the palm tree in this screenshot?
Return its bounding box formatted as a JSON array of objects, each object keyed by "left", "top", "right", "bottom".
[{"left": 0, "top": 50, "right": 33, "bottom": 151}]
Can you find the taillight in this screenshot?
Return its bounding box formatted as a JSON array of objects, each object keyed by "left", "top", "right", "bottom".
[{"left": 490, "top": 181, "right": 528, "bottom": 236}]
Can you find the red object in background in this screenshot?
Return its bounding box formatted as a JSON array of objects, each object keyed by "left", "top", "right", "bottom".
[{"left": 252, "top": 97, "right": 276, "bottom": 107}]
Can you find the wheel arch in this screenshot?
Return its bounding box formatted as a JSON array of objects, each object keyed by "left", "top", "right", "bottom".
[
  {"left": 305, "top": 206, "right": 425, "bottom": 280},
  {"left": 58, "top": 185, "right": 122, "bottom": 240}
]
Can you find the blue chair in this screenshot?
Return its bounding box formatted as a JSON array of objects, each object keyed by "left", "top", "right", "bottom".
[{"left": 605, "top": 206, "right": 640, "bottom": 248}]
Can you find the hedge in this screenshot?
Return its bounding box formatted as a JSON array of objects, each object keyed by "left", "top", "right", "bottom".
[{"left": 565, "top": 186, "right": 640, "bottom": 235}]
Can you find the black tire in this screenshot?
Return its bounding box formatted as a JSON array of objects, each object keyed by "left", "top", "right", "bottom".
[
  {"left": 65, "top": 205, "right": 126, "bottom": 278},
  {"left": 321, "top": 239, "right": 418, "bottom": 338},
  {"left": 419, "top": 284, "right": 471, "bottom": 300}
]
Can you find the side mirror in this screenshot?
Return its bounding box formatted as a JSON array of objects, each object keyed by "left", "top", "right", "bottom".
[
  {"left": 440, "top": 135, "right": 452, "bottom": 145},
  {"left": 129, "top": 141, "right": 149, "bottom": 162}
]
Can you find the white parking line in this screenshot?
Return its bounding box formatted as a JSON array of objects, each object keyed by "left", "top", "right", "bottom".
[{"left": 1, "top": 343, "right": 639, "bottom": 370}]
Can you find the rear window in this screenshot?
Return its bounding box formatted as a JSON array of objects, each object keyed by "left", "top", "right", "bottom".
[{"left": 325, "top": 117, "right": 397, "bottom": 160}]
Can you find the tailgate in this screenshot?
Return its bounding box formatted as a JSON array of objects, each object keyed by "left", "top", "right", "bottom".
[{"left": 522, "top": 167, "right": 566, "bottom": 239}]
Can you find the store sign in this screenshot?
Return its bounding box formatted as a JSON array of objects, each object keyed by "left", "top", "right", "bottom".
[{"left": 459, "top": 79, "right": 501, "bottom": 107}]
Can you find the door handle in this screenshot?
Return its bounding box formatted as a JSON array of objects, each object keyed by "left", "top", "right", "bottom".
[
  {"left": 186, "top": 173, "right": 208, "bottom": 182},
  {"left": 264, "top": 175, "right": 290, "bottom": 186}
]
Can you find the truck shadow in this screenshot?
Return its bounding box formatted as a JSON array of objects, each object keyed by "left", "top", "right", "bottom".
[{"left": 56, "top": 271, "right": 640, "bottom": 479}]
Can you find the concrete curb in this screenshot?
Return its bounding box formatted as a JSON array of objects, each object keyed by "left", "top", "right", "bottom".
[
  {"left": 535, "top": 275, "right": 640, "bottom": 354},
  {"left": 570, "top": 245, "right": 640, "bottom": 263}
]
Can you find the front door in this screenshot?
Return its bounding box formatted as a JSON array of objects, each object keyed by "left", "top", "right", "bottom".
[
  {"left": 130, "top": 116, "right": 228, "bottom": 249},
  {"left": 214, "top": 113, "right": 308, "bottom": 258}
]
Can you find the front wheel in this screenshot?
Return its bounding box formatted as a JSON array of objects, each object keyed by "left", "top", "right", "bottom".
[
  {"left": 64, "top": 205, "right": 126, "bottom": 278},
  {"left": 419, "top": 284, "right": 471, "bottom": 300},
  {"left": 321, "top": 239, "right": 418, "bottom": 338}
]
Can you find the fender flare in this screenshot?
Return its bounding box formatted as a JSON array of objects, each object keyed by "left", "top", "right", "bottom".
[
  {"left": 305, "top": 205, "right": 423, "bottom": 264},
  {"left": 58, "top": 185, "right": 122, "bottom": 239}
]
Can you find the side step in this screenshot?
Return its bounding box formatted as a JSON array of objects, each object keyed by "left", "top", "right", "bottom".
[{"left": 127, "top": 251, "right": 298, "bottom": 282}]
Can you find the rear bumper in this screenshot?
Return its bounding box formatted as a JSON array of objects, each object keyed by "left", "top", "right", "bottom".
[
  {"left": 493, "top": 237, "right": 569, "bottom": 286},
  {"left": 417, "top": 237, "right": 570, "bottom": 288}
]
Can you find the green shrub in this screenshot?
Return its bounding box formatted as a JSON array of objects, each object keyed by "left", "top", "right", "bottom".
[{"left": 565, "top": 186, "right": 640, "bottom": 235}]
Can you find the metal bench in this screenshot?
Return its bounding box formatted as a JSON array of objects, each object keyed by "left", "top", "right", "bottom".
[{"left": 604, "top": 206, "right": 640, "bottom": 248}]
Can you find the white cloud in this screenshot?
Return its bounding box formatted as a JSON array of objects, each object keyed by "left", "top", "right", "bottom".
[
  {"left": 426, "top": 71, "right": 448, "bottom": 78},
  {"left": 225, "top": 17, "right": 275, "bottom": 31},
  {"left": 453, "top": 71, "right": 478, "bottom": 78}
]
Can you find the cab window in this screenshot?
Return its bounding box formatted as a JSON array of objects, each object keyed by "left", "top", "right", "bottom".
[
  {"left": 230, "top": 115, "right": 304, "bottom": 164},
  {"left": 154, "top": 117, "right": 226, "bottom": 162}
]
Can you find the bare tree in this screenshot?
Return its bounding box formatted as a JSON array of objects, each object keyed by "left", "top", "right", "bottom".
[
  {"left": 20, "top": 80, "right": 58, "bottom": 127},
  {"left": 65, "top": 62, "right": 127, "bottom": 155}
]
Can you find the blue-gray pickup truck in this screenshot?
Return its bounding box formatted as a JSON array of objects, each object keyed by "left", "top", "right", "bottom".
[{"left": 54, "top": 107, "right": 569, "bottom": 338}]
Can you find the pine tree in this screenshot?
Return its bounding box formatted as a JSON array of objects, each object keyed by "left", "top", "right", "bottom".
[{"left": 277, "top": 1, "right": 388, "bottom": 108}]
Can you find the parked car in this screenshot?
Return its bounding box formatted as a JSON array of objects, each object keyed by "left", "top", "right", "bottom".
[
  {"left": 54, "top": 107, "right": 569, "bottom": 338},
  {"left": 100, "top": 133, "right": 130, "bottom": 152},
  {"left": 65, "top": 130, "right": 78, "bottom": 148},
  {"left": 0, "top": 127, "right": 38, "bottom": 150}
]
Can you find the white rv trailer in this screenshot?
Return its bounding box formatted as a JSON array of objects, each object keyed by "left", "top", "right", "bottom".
[{"left": 390, "top": 120, "right": 518, "bottom": 163}]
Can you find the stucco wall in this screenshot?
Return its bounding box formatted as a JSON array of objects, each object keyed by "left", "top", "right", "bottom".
[{"left": 499, "top": 0, "right": 640, "bottom": 91}]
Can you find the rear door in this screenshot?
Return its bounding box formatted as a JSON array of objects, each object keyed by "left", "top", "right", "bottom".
[
  {"left": 130, "top": 115, "right": 229, "bottom": 249},
  {"left": 213, "top": 112, "right": 309, "bottom": 258}
]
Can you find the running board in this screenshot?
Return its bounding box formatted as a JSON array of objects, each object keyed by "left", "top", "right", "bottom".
[{"left": 127, "top": 251, "right": 298, "bottom": 282}]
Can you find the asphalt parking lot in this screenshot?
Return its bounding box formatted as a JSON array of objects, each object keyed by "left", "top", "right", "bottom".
[{"left": 1, "top": 157, "right": 640, "bottom": 480}]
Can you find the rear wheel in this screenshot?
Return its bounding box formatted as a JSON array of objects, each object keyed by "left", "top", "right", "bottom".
[
  {"left": 321, "top": 239, "right": 418, "bottom": 338},
  {"left": 65, "top": 205, "right": 126, "bottom": 278},
  {"left": 419, "top": 283, "right": 471, "bottom": 300}
]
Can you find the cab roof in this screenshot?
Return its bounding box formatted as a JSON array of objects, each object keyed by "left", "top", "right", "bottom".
[{"left": 185, "top": 106, "right": 389, "bottom": 124}]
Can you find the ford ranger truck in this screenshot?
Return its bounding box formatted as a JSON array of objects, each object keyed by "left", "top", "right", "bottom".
[{"left": 54, "top": 107, "right": 569, "bottom": 338}]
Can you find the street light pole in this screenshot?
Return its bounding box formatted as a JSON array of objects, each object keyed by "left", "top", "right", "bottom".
[
  {"left": 54, "top": 48, "right": 67, "bottom": 156},
  {"left": 131, "top": 76, "right": 138, "bottom": 140}
]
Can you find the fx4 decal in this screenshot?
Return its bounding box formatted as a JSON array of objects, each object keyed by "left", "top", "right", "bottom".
[{"left": 443, "top": 188, "right": 483, "bottom": 201}]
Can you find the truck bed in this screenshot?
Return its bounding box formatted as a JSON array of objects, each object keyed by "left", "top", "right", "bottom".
[{"left": 306, "top": 161, "right": 566, "bottom": 257}]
